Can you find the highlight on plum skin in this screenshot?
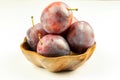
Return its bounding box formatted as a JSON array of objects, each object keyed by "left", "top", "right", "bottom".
[
  {"left": 40, "top": 1, "right": 73, "bottom": 34},
  {"left": 26, "top": 23, "right": 47, "bottom": 51},
  {"left": 67, "top": 21, "right": 95, "bottom": 54},
  {"left": 37, "top": 34, "right": 70, "bottom": 57}
]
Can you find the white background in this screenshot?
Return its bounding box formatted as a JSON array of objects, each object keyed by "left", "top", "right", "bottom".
[{"left": 0, "top": 0, "right": 120, "bottom": 80}]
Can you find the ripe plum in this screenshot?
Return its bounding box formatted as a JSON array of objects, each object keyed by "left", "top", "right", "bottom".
[
  {"left": 40, "top": 1, "right": 73, "bottom": 34},
  {"left": 37, "top": 34, "right": 70, "bottom": 57},
  {"left": 67, "top": 21, "right": 95, "bottom": 54},
  {"left": 26, "top": 23, "right": 47, "bottom": 51}
]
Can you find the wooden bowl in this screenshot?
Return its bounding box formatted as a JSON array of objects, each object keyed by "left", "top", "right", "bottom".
[{"left": 20, "top": 38, "right": 96, "bottom": 72}]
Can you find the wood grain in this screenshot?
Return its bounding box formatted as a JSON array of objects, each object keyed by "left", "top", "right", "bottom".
[{"left": 20, "top": 38, "right": 96, "bottom": 72}]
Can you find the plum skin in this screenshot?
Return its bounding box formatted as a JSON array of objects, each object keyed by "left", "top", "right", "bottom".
[
  {"left": 60, "top": 17, "right": 78, "bottom": 37},
  {"left": 40, "top": 1, "right": 73, "bottom": 34},
  {"left": 37, "top": 34, "right": 70, "bottom": 57},
  {"left": 26, "top": 23, "right": 47, "bottom": 51},
  {"left": 67, "top": 21, "right": 95, "bottom": 54}
]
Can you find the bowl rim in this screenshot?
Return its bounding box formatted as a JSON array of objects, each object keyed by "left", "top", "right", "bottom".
[{"left": 20, "top": 37, "right": 96, "bottom": 59}]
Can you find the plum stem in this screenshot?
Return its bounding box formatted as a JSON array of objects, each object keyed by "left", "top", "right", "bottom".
[
  {"left": 38, "top": 33, "right": 42, "bottom": 45},
  {"left": 31, "top": 16, "right": 34, "bottom": 27},
  {"left": 67, "top": 8, "right": 78, "bottom": 11}
]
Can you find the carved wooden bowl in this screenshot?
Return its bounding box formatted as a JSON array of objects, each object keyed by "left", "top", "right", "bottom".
[{"left": 20, "top": 38, "right": 96, "bottom": 72}]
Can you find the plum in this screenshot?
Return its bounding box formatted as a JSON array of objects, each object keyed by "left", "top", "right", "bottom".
[
  {"left": 37, "top": 34, "right": 70, "bottom": 57},
  {"left": 60, "top": 17, "right": 78, "bottom": 37},
  {"left": 71, "top": 17, "right": 78, "bottom": 24},
  {"left": 26, "top": 23, "right": 47, "bottom": 51},
  {"left": 67, "top": 21, "right": 95, "bottom": 54},
  {"left": 40, "top": 1, "right": 73, "bottom": 34}
]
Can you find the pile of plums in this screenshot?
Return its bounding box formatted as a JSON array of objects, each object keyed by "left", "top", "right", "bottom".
[{"left": 26, "top": 1, "right": 95, "bottom": 57}]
